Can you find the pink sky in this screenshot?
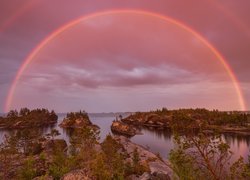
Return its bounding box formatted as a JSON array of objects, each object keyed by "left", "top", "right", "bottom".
[{"left": 0, "top": 0, "right": 250, "bottom": 112}]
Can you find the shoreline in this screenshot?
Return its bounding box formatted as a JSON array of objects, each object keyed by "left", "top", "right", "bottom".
[
  {"left": 207, "top": 125, "right": 250, "bottom": 136},
  {"left": 114, "top": 135, "right": 173, "bottom": 179}
]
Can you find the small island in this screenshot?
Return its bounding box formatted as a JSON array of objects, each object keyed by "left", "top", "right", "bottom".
[
  {"left": 0, "top": 108, "right": 58, "bottom": 129},
  {"left": 111, "top": 120, "right": 138, "bottom": 137},
  {"left": 59, "top": 110, "right": 99, "bottom": 130}
]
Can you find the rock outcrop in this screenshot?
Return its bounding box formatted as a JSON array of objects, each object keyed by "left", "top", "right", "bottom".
[
  {"left": 114, "top": 136, "right": 173, "bottom": 179},
  {"left": 111, "top": 120, "right": 138, "bottom": 137}
]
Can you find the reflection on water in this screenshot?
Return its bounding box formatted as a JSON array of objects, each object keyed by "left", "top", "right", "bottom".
[
  {"left": 131, "top": 127, "right": 174, "bottom": 158},
  {"left": 0, "top": 125, "right": 56, "bottom": 142},
  {"left": 0, "top": 114, "right": 249, "bottom": 161},
  {"left": 223, "top": 133, "right": 250, "bottom": 147},
  {"left": 222, "top": 133, "right": 250, "bottom": 162},
  {"left": 139, "top": 127, "right": 172, "bottom": 140}
]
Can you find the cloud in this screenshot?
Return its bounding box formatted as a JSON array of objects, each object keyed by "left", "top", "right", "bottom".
[{"left": 21, "top": 63, "right": 197, "bottom": 90}]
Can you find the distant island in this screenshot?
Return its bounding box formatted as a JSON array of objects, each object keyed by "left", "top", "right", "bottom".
[
  {"left": 121, "top": 108, "right": 250, "bottom": 134},
  {"left": 0, "top": 108, "right": 58, "bottom": 129}
]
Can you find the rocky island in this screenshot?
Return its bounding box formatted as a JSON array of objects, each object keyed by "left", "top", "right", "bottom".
[
  {"left": 122, "top": 108, "right": 250, "bottom": 134},
  {"left": 111, "top": 120, "right": 138, "bottom": 137},
  {"left": 0, "top": 108, "right": 57, "bottom": 129},
  {"left": 59, "top": 111, "right": 99, "bottom": 130}
]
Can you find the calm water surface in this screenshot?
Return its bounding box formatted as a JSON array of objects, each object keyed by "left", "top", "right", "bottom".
[{"left": 0, "top": 113, "right": 249, "bottom": 161}]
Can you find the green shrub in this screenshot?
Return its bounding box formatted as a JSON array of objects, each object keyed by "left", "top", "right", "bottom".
[
  {"left": 48, "top": 152, "right": 70, "bottom": 180},
  {"left": 19, "top": 157, "right": 37, "bottom": 180}
]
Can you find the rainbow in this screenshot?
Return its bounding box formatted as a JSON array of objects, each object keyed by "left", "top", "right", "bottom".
[
  {"left": 0, "top": 1, "right": 36, "bottom": 33},
  {"left": 212, "top": 1, "right": 250, "bottom": 38},
  {"left": 4, "top": 9, "right": 246, "bottom": 112}
]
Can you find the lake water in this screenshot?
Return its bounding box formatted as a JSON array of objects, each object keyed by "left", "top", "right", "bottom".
[{"left": 0, "top": 113, "right": 250, "bottom": 162}]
